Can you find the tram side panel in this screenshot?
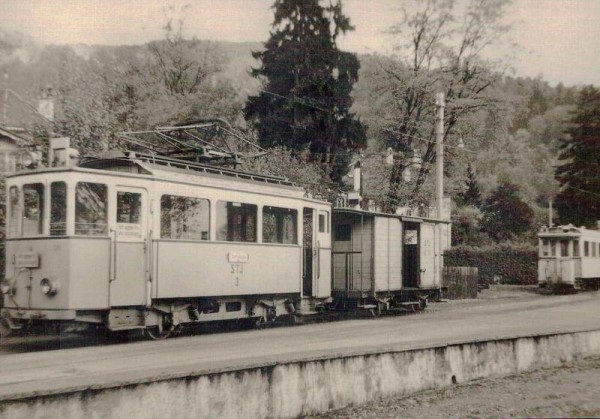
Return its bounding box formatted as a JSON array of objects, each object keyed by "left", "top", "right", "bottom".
[{"left": 154, "top": 241, "right": 301, "bottom": 298}]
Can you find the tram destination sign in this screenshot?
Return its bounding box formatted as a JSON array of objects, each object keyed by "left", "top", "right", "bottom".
[
  {"left": 15, "top": 252, "right": 40, "bottom": 268},
  {"left": 228, "top": 252, "right": 249, "bottom": 263}
]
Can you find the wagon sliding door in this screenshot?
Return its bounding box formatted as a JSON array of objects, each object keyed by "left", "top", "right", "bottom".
[{"left": 110, "top": 187, "right": 148, "bottom": 307}]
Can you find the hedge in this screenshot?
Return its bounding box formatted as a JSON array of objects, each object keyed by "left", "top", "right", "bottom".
[{"left": 444, "top": 242, "right": 537, "bottom": 285}]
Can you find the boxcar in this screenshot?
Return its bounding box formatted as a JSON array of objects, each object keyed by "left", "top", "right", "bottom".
[
  {"left": 538, "top": 224, "right": 600, "bottom": 291},
  {"left": 330, "top": 209, "right": 450, "bottom": 312}
]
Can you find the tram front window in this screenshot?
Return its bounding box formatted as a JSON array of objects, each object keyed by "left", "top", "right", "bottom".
[
  {"left": 8, "top": 186, "right": 20, "bottom": 237},
  {"left": 23, "top": 183, "right": 44, "bottom": 236},
  {"left": 50, "top": 182, "right": 67, "bottom": 235},
  {"left": 75, "top": 182, "right": 108, "bottom": 235}
]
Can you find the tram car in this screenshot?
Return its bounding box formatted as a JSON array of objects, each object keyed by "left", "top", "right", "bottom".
[
  {"left": 0, "top": 134, "right": 449, "bottom": 338},
  {"left": 538, "top": 224, "right": 600, "bottom": 291}
]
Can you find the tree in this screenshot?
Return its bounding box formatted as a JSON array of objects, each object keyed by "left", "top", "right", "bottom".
[
  {"left": 554, "top": 85, "right": 600, "bottom": 227},
  {"left": 353, "top": 0, "right": 513, "bottom": 211},
  {"left": 451, "top": 205, "right": 488, "bottom": 245},
  {"left": 244, "top": 0, "right": 366, "bottom": 183},
  {"left": 57, "top": 48, "right": 135, "bottom": 154},
  {"left": 126, "top": 16, "right": 242, "bottom": 128},
  {"left": 455, "top": 163, "right": 481, "bottom": 207},
  {"left": 481, "top": 181, "right": 534, "bottom": 242}
]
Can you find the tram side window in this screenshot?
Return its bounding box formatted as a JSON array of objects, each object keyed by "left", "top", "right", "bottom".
[
  {"left": 8, "top": 186, "right": 20, "bottom": 237},
  {"left": 23, "top": 183, "right": 44, "bottom": 236},
  {"left": 584, "top": 241, "right": 589, "bottom": 257},
  {"left": 318, "top": 212, "right": 329, "bottom": 233},
  {"left": 593, "top": 242, "right": 597, "bottom": 258},
  {"left": 50, "top": 182, "right": 67, "bottom": 236},
  {"left": 541, "top": 239, "right": 550, "bottom": 256},
  {"left": 263, "top": 206, "right": 297, "bottom": 244},
  {"left": 160, "top": 195, "right": 210, "bottom": 240},
  {"left": 550, "top": 240, "right": 556, "bottom": 256},
  {"left": 75, "top": 182, "right": 108, "bottom": 236},
  {"left": 560, "top": 240, "right": 569, "bottom": 257},
  {"left": 216, "top": 201, "right": 257, "bottom": 242},
  {"left": 573, "top": 240, "right": 580, "bottom": 257}
]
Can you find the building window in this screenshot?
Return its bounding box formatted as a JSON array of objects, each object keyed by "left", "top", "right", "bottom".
[
  {"left": 75, "top": 182, "right": 108, "bottom": 236},
  {"left": 50, "top": 182, "right": 67, "bottom": 236},
  {"left": 216, "top": 201, "right": 257, "bottom": 242},
  {"left": 263, "top": 206, "right": 297, "bottom": 244},
  {"left": 160, "top": 195, "right": 210, "bottom": 240},
  {"left": 22, "top": 183, "right": 44, "bottom": 236},
  {"left": 0, "top": 151, "right": 17, "bottom": 173}
]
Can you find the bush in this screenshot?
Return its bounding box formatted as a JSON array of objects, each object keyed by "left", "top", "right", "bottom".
[{"left": 444, "top": 242, "right": 537, "bottom": 285}]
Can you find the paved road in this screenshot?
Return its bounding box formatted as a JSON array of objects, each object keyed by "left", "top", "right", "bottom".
[{"left": 0, "top": 290, "right": 599, "bottom": 400}]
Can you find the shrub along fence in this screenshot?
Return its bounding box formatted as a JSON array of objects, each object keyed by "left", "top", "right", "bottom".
[{"left": 444, "top": 243, "right": 537, "bottom": 285}]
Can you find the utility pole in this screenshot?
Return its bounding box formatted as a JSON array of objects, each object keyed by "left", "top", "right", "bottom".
[
  {"left": 435, "top": 92, "right": 445, "bottom": 220},
  {"left": 2, "top": 73, "right": 8, "bottom": 125}
]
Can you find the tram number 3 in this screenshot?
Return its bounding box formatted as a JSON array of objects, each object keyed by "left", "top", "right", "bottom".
[{"left": 231, "top": 263, "right": 244, "bottom": 274}]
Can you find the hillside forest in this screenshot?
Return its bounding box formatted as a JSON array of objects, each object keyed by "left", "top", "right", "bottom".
[{"left": 0, "top": 0, "right": 598, "bottom": 248}]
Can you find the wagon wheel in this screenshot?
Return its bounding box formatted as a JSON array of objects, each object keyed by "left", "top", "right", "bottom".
[
  {"left": 145, "top": 313, "right": 175, "bottom": 340},
  {"left": 254, "top": 316, "right": 267, "bottom": 329}
]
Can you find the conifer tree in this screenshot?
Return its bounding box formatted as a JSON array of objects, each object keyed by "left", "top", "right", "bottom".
[
  {"left": 244, "top": 0, "right": 366, "bottom": 183},
  {"left": 555, "top": 85, "right": 600, "bottom": 227},
  {"left": 456, "top": 164, "right": 482, "bottom": 208}
]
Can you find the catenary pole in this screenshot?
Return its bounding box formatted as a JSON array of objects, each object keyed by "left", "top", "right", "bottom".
[{"left": 435, "top": 93, "right": 445, "bottom": 220}]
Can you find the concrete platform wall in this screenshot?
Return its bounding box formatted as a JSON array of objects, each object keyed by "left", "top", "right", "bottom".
[{"left": 2, "top": 330, "right": 600, "bottom": 418}]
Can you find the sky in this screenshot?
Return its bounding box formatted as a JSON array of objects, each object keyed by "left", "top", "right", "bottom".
[{"left": 1, "top": 0, "right": 599, "bottom": 86}]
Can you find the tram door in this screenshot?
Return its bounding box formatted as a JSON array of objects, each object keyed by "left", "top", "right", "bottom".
[
  {"left": 110, "top": 187, "right": 148, "bottom": 307},
  {"left": 303, "top": 207, "right": 332, "bottom": 298},
  {"left": 303, "top": 209, "right": 314, "bottom": 296}
]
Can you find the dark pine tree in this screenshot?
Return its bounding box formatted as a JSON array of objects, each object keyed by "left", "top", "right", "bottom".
[
  {"left": 244, "top": 0, "right": 366, "bottom": 183},
  {"left": 555, "top": 85, "right": 600, "bottom": 227},
  {"left": 481, "top": 181, "right": 534, "bottom": 242},
  {"left": 456, "top": 163, "right": 482, "bottom": 207}
]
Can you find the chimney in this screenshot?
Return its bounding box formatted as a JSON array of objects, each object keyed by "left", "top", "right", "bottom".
[
  {"left": 353, "top": 160, "right": 361, "bottom": 192},
  {"left": 38, "top": 86, "right": 54, "bottom": 122}
]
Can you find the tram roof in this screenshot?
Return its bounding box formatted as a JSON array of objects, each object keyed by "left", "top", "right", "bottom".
[
  {"left": 332, "top": 207, "right": 450, "bottom": 224},
  {"left": 538, "top": 224, "right": 600, "bottom": 238},
  {"left": 8, "top": 152, "right": 309, "bottom": 197}
]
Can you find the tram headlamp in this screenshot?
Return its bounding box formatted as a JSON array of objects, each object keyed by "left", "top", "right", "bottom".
[
  {"left": 0, "top": 280, "right": 13, "bottom": 295},
  {"left": 40, "top": 278, "right": 59, "bottom": 296}
]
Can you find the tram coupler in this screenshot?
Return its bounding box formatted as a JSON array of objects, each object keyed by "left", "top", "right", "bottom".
[{"left": 0, "top": 311, "right": 22, "bottom": 338}]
